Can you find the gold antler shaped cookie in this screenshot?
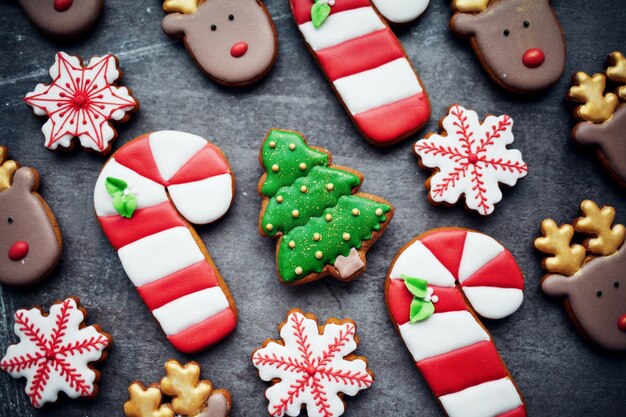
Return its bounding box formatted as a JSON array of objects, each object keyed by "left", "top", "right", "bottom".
[
  {"left": 452, "top": 0, "right": 489, "bottom": 12},
  {"left": 607, "top": 51, "right": 626, "bottom": 100},
  {"left": 569, "top": 72, "right": 619, "bottom": 123},
  {"left": 163, "top": 0, "right": 199, "bottom": 13},
  {"left": 574, "top": 200, "right": 626, "bottom": 256},
  {"left": 161, "top": 361, "right": 212, "bottom": 416},
  {"left": 0, "top": 146, "right": 18, "bottom": 192},
  {"left": 124, "top": 384, "right": 174, "bottom": 417},
  {"left": 535, "top": 220, "right": 586, "bottom": 276}
]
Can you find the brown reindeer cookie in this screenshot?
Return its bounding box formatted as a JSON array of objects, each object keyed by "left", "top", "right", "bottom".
[
  {"left": 0, "top": 146, "right": 62, "bottom": 286},
  {"left": 18, "top": 0, "right": 103, "bottom": 40},
  {"left": 124, "top": 360, "right": 231, "bottom": 417},
  {"left": 535, "top": 200, "right": 626, "bottom": 351},
  {"left": 162, "top": 0, "right": 278, "bottom": 87},
  {"left": 450, "top": 0, "right": 566, "bottom": 93},
  {"left": 568, "top": 52, "right": 626, "bottom": 188}
]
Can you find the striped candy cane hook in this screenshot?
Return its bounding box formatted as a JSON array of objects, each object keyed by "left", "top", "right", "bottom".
[
  {"left": 94, "top": 131, "right": 237, "bottom": 353},
  {"left": 386, "top": 228, "right": 526, "bottom": 417}
]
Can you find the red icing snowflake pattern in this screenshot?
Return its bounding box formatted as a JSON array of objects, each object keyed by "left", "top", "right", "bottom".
[
  {"left": 252, "top": 310, "right": 372, "bottom": 417},
  {"left": 0, "top": 298, "right": 110, "bottom": 408},
  {"left": 414, "top": 104, "right": 528, "bottom": 215},
  {"left": 24, "top": 51, "right": 137, "bottom": 154}
]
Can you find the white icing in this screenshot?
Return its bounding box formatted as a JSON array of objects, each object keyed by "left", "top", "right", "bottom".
[
  {"left": 149, "top": 131, "right": 208, "bottom": 182},
  {"left": 168, "top": 173, "right": 233, "bottom": 224},
  {"left": 152, "top": 287, "right": 229, "bottom": 336},
  {"left": 398, "top": 311, "right": 489, "bottom": 362},
  {"left": 438, "top": 378, "right": 522, "bottom": 417},
  {"left": 388, "top": 241, "right": 456, "bottom": 287},
  {"left": 24, "top": 52, "right": 136, "bottom": 152},
  {"left": 462, "top": 287, "right": 524, "bottom": 320},
  {"left": 334, "top": 58, "right": 422, "bottom": 115},
  {"left": 117, "top": 227, "right": 204, "bottom": 287},
  {"left": 299, "top": 7, "right": 385, "bottom": 51},
  {"left": 252, "top": 312, "right": 372, "bottom": 417},
  {"left": 458, "top": 232, "right": 504, "bottom": 282},
  {"left": 414, "top": 105, "right": 527, "bottom": 215},
  {"left": 94, "top": 159, "right": 168, "bottom": 217},
  {"left": 0, "top": 299, "right": 108, "bottom": 408},
  {"left": 371, "top": 0, "right": 429, "bottom": 24}
]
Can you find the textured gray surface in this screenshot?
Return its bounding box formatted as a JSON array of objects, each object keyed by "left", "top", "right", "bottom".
[{"left": 0, "top": 0, "right": 625, "bottom": 416}]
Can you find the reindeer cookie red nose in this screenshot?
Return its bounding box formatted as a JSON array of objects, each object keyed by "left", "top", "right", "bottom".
[
  {"left": 54, "top": 0, "right": 73, "bottom": 12},
  {"left": 618, "top": 315, "right": 626, "bottom": 332},
  {"left": 522, "top": 48, "right": 545, "bottom": 68},
  {"left": 8, "top": 241, "right": 29, "bottom": 261},
  {"left": 230, "top": 42, "right": 249, "bottom": 58}
]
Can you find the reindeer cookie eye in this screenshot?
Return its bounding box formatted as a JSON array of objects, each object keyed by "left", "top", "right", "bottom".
[
  {"left": 503, "top": 29, "right": 510, "bottom": 37},
  {"left": 229, "top": 14, "right": 235, "bottom": 21},
  {"left": 596, "top": 290, "right": 603, "bottom": 297},
  {"left": 7, "top": 217, "right": 13, "bottom": 224},
  {"left": 614, "top": 281, "right": 620, "bottom": 288},
  {"left": 523, "top": 21, "right": 530, "bottom": 28},
  {"left": 211, "top": 24, "right": 217, "bottom": 31}
]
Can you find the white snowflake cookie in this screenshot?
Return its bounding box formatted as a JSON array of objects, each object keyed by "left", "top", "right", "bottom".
[
  {"left": 252, "top": 310, "right": 373, "bottom": 417},
  {"left": 0, "top": 297, "right": 111, "bottom": 408},
  {"left": 414, "top": 104, "right": 528, "bottom": 215},
  {"left": 24, "top": 51, "right": 138, "bottom": 155}
]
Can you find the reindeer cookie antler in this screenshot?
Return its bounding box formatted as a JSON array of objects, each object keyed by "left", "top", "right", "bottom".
[
  {"left": 535, "top": 200, "right": 626, "bottom": 351},
  {"left": 163, "top": 0, "right": 199, "bottom": 13},
  {"left": 0, "top": 146, "right": 18, "bottom": 192},
  {"left": 452, "top": 0, "right": 489, "bottom": 13},
  {"left": 568, "top": 51, "right": 626, "bottom": 188},
  {"left": 124, "top": 360, "right": 231, "bottom": 417}
]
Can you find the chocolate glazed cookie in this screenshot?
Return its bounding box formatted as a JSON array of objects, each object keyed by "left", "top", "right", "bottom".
[{"left": 19, "top": 0, "right": 103, "bottom": 40}]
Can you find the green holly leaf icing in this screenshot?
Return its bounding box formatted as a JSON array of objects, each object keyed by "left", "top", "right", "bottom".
[
  {"left": 277, "top": 195, "right": 390, "bottom": 282},
  {"left": 105, "top": 176, "right": 137, "bottom": 219},
  {"left": 261, "top": 130, "right": 329, "bottom": 197},
  {"left": 403, "top": 275, "right": 435, "bottom": 322},
  {"left": 410, "top": 298, "right": 435, "bottom": 323},
  {"left": 311, "top": 2, "right": 331, "bottom": 28},
  {"left": 262, "top": 166, "right": 361, "bottom": 237},
  {"left": 403, "top": 275, "right": 428, "bottom": 298}
]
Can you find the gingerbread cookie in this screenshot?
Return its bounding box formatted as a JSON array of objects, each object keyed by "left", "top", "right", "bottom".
[
  {"left": 289, "top": 0, "right": 430, "bottom": 145},
  {"left": 162, "top": 0, "right": 278, "bottom": 87},
  {"left": 94, "top": 131, "right": 237, "bottom": 353},
  {"left": 371, "top": 0, "right": 430, "bottom": 24},
  {"left": 0, "top": 297, "right": 111, "bottom": 408},
  {"left": 0, "top": 146, "right": 62, "bottom": 286},
  {"left": 386, "top": 228, "right": 526, "bottom": 417},
  {"left": 450, "top": 0, "right": 566, "bottom": 93},
  {"left": 568, "top": 52, "right": 626, "bottom": 188},
  {"left": 124, "top": 360, "right": 231, "bottom": 417},
  {"left": 18, "top": 0, "right": 103, "bottom": 40},
  {"left": 414, "top": 104, "right": 528, "bottom": 215},
  {"left": 535, "top": 200, "right": 626, "bottom": 351},
  {"left": 24, "top": 52, "right": 138, "bottom": 155},
  {"left": 252, "top": 309, "right": 373, "bottom": 417},
  {"left": 258, "top": 129, "right": 394, "bottom": 284}
]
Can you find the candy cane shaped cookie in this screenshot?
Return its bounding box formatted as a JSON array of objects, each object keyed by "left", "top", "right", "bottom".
[
  {"left": 385, "top": 228, "right": 526, "bottom": 417},
  {"left": 290, "top": 0, "right": 430, "bottom": 146},
  {"left": 94, "top": 131, "right": 237, "bottom": 353}
]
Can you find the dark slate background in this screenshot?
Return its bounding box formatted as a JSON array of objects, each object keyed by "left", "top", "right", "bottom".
[{"left": 1, "top": 0, "right": 625, "bottom": 415}]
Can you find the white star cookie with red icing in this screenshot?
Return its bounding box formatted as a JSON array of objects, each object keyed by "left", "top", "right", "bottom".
[
  {"left": 24, "top": 51, "right": 138, "bottom": 155},
  {"left": 252, "top": 310, "right": 373, "bottom": 417}
]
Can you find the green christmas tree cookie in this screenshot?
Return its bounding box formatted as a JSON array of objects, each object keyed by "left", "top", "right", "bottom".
[{"left": 258, "top": 129, "right": 394, "bottom": 284}]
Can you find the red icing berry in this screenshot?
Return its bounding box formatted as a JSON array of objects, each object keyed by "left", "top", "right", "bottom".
[
  {"left": 54, "top": 0, "right": 73, "bottom": 12},
  {"left": 230, "top": 42, "right": 249, "bottom": 58},
  {"left": 73, "top": 94, "right": 89, "bottom": 108},
  {"left": 522, "top": 48, "right": 545, "bottom": 68},
  {"left": 618, "top": 315, "right": 626, "bottom": 332},
  {"left": 8, "top": 241, "right": 29, "bottom": 261}
]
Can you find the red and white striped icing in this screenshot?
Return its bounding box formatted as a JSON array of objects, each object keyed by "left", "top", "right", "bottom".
[
  {"left": 386, "top": 229, "right": 526, "bottom": 417},
  {"left": 290, "top": 0, "right": 430, "bottom": 144},
  {"left": 94, "top": 131, "right": 236, "bottom": 353}
]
